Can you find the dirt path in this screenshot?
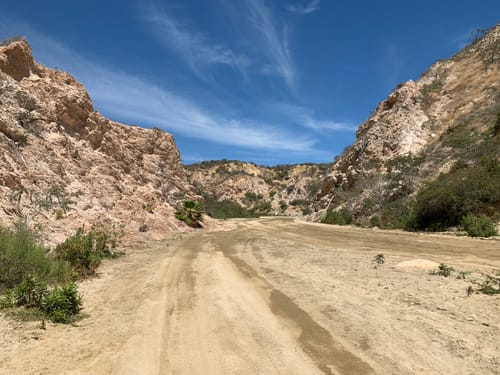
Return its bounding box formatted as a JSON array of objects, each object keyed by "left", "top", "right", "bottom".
[{"left": 0, "top": 218, "right": 499, "bottom": 374}]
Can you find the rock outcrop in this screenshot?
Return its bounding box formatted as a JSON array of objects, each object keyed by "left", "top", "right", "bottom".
[
  {"left": 0, "top": 39, "right": 194, "bottom": 242},
  {"left": 318, "top": 24, "right": 500, "bottom": 222}
]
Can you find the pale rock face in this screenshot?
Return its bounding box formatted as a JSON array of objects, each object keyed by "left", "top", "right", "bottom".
[
  {"left": 0, "top": 40, "right": 195, "bottom": 243},
  {"left": 323, "top": 24, "right": 500, "bottom": 197}
]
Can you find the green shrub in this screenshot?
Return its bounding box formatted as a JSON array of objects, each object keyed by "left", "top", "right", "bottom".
[
  {"left": 244, "top": 192, "right": 260, "bottom": 203},
  {"left": 54, "top": 224, "right": 122, "bottom": 277},
  {"left": 14, "top": 275, "right": 48, "bottom": 308},
  {"left": 252, "top": 201, "right": 272, "bottom": 215},
  {"left": 411, "top": 161, "right": 499, "bottom": 231},
  {"left": 302, "top": 207, "right": 312, "bottom": 215},
  {"left": 462, "top": 214, "right": 497, "bottom": 237},
  {"left": 42, "top": 283, "right": 81, "bottom": 323},
  {"left": 477, "top": 280, "right": 500, "bottom": 295},
  {"left": 0, "top": 278, "right": 82, "bottom": 324},
  {"left": 430, "top": 263, "right": 454, "bottom": 277},
  {"left": 290, "top": 199, "right": 309, "bottom": 207},
  {"left": 54, "top": 229, "right": 100, "bottom": 277},
  {"left": 376, "top": 199, "right": 415, "bottom": 230},
  {"left": 91, "top": 221, "right": 123, "bottom": 255},
  {"left": 0, "top": 289, "right": 16, "bottom": 309},
  {"left": 369, "top": 216, "right": 380, "bottom": 227},
  {"left": 279, "top": 201, "right": 288, "bottom": 211},
  {"left": 175, "top": 200, "right": 204, "bottom": 227},
  {"left": 321, "top": 208, "right": 352, "bottom": 225},
  {"left": 202, "top": 197, "right": 256, "bottom": 219},
  {"left": 0, "top": 226, "right": 71, "bottom": 288}
]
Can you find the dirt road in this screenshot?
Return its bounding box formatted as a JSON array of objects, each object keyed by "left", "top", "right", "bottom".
[{"left": 1, "top": 218, "right": 499, "bottom": 374}]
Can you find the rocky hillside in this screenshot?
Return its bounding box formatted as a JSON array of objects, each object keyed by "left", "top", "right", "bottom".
[
  {"left": 0, "top": 39, "right": 195, "bottom": 242},
  {"left": 317, "top": 25, "right": 500, "bottom": 227},
  {"left": 186, "top": 160, "right": 329, "bottom": 217}
]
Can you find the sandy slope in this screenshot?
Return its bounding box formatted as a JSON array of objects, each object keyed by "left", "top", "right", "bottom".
[{"left": 0, "top": 218, "right": 499, "bottom": 374}]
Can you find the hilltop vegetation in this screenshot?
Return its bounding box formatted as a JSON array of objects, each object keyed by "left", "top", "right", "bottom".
[{"left": 186, "top": 161, "right": 329, "bottom": 218}]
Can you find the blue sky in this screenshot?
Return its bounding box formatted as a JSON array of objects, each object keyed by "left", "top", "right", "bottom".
[{"left": 1, "top": 1, "right": 499, "bottom": 165}]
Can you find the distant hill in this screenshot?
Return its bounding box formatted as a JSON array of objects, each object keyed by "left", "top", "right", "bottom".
[{"left": 185, "top": 160, "right": 329, "bottom": 218}]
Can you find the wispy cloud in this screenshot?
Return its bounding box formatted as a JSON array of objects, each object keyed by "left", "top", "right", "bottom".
[
  {"left": 24, "top": 30, "right": 314, "bottom": 153},
  {"left": 246, "top": 0, "right": 296, "bottom": 89},
  {"left": 141, "top": 2, "right": 251, "bottom": 75},
  {"left": 285, "top": 0, "right": 320, "bottom": 14},
  {"left": 273, "top": 103, "right": 356, "bottom": 132}
]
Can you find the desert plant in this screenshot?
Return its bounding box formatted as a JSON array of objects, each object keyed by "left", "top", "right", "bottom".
[
  {"left": 142, "top": 203, "right": 154, "bottom": 214},
  {"left": 54, "top": 224, "right": 122, "bottom": 277},
  {"left": 42, "top": 283, "right": 81, "bottom": 323},
  {"left": 373, "top": 254, "right": 385, "bottom": 266},
  {"left": 90, "top": 221, "right": 124, "bottom": 255},
  {"left": 477, "top": 281, "right": 500, "bottom": 295},
  {"left": 321, "top": 208, "right": 352, "bottom": 225},
  {"left": 279, "top": 201, "right": 288, "bottom": 211},
  {"left": 0, "top": 278, "right": 82, "bottom": 324},
  {"left": 290, "top": 199, "right": 309, "bottom": 207},
  {"left": 461, "top": 214, "right": 497, "bottom": 237},
  {"left": 0, "top": 226, "right": 70, "bottom": 289},
  {"left": 252, "top": 201, "right": 272, "bottom": 215},
  {"left": 54, "top": 229, "right": 100, "bottom": 277},
  {"left": 0, "top": 289, "right": 16, "bottom": 309},
  {"left": 430, "top": 263, "right": 454, "bottom": 277},
  {"left": 302, "top": 207, "right": 312, "bottom": 215},
  {"left": 14, "top": 275, "right": 48, "bottom": 308},
  {"left": 202, "top": 196, "right": 256, "bottom": 219},
  {"left": 175, "top": 200, "right": 204, "bottom": 227},
  {"left": 411, "top": 161, "right": 499, "bottom": 231}
]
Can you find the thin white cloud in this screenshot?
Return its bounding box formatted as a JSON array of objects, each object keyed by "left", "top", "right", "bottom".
[
  {"left": 25, "top": 31, "right": 314, "bottom": 153},
  {"left": 141, "top": 2, "right": 251, "bottom": 75},
  {"left": 301, "top": 118, "right": 355, "bottom": 131},
  {"left": 246, "top": 0, "right": 296, "bottom": 89},
  {"left": 285, "top": 0, "right": 320, "bottom": 14},
  {"left": 273, "top": 103, "right": 356, "bottom": 132}
]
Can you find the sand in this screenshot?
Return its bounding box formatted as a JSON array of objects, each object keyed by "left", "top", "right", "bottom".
[{"left": 0, "top": 218, "right": 499, "bottom": 374}]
